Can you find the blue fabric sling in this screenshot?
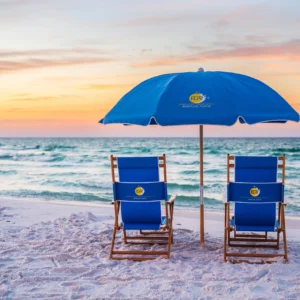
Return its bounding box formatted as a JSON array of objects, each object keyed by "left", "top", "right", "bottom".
[
  {"left": 114, "top": 157, "right": 167, "bottom": 230},
  {"left": 229, "top": 156, "right": 282, "bottom": 232}
]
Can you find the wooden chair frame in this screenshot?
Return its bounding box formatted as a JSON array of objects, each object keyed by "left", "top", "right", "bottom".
[
  {"left": 109, "top": 154, "right": 175, "bottom": 261},
  {"left": 224, "top": 154, "right": 288, "bottom": 263}
]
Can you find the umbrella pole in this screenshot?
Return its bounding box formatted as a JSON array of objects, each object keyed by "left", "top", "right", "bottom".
[{"left": 200, "top": 125, "right": 204, "bottom": 246}]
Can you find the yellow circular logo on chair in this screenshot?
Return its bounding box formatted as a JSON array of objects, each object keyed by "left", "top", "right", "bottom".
[
  {"left": 250, "top": 187, "right": 260, "bottom": 197},
  {"left": 189, "top": 93, "right": 205, "bottom": 104},
  {"left": 135, "top": 186, "right": 145, "bottom": 196}
]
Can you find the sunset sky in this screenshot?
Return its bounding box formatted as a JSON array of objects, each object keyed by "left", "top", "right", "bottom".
[{"left": 1, "top": 0, "right": 299, "bottom": 137}]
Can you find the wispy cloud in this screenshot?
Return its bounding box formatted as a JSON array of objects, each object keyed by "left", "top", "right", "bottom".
[
  {"left": 0, "top": 47, "right": 119, "bottom": 73},
  {"left": 245, "top": 35, "right": 271, "bottom": 43},
  {"left": 0, "top": 0, "right": 56, "bottom": 6},
  {"left": 7, "top": 94, "right": 82, "bottom": 102},
  {"left": 0, "top": 0, "right": 32, "bottom": 5},
  {"left": 116, "top": 3, "right": 267, "bottom": 29},
  {"left": 8, "top": 96, "right": 55, "bottom": 102},
  {"left": 0, "top": 48, "right": 110, "bottom": 58},
  {"left": 116, "top": 11, "right": 211, "bottom": 27},
  {"left": 3, "top": 105, "right": 97, "bottom": 114},
  {"left": 263, "top": 72, "right": 300, "bottom": 78},
  {"left": 80, "top": 83, "right": 134, "bottom": 90},
  {"left": 210, "top": 19, "right": 230, "bottom": 29},
  {"left": 132, "top": 39, "right": 300, "bottom": 68},
  {"left": 0, "top": 57, "right": 115, "bottom": 73}
]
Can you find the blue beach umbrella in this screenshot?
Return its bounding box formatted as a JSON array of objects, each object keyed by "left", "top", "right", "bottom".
[{"left": 99, "top": 69, "right": 299, "bottom": 245}]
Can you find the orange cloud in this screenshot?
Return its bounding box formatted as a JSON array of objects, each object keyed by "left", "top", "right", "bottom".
[
  {"left": 263, "top": 72, "right": 300, "bottom": 78},
  {"left": 0, "top": 105, "right": 107, "bottom": 121},
  {"left": 80, "top": 83, "right": 135, "bottom": 90},
  {"left": 7, "top": 96, "right": 56, "bottom": 102},
  {"left": 7, "top": 95, "right": 81, "bottom": 102},
  {"left": 0, "top": 119, "right": 100, "bottom": 137}
]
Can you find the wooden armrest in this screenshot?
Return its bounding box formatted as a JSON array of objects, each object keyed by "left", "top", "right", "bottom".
[{"left": 167, "top": 194, "right": 176, "bottom": 204}]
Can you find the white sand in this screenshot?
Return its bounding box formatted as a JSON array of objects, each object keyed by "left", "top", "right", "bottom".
[{"left": 1, "top": 197, "right": 300, "bottom": 299}]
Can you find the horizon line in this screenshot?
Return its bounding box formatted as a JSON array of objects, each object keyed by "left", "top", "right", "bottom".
[{"left": 0, "top": 136, "right": 300, "bottom": 139}]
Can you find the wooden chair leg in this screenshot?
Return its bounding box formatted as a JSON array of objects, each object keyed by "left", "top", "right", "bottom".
[
  {"left": 282, "top": 206, "right": 288, "bottom": 261},
  {"left": 167, "top": 228, "right": 172, "bottom": 259},
  {"left": 123, "top": 229, "right": 127, "bottom": 244},
  {"left": 283, "top": 230, "right": 288, "bottom": 261},
  {"left": 109, "top": 227, "right": 117, "bottom": 259},
  {"left": 224, "top": 203, "right": 228, "bottom": 262},
  {"left": 227, "top": 204, "right": 231, "bottom": 246},
  {"left": 276, "top": 231, "right": 280, "bottom": 249},
  {"left": 227, "top": 229, "right": 231, "bottom": 246},
  {"left": 224, "top": 227, "right": 227, "bottom": 262}
]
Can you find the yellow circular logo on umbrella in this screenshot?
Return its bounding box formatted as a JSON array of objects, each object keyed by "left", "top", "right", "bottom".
[
  {"left": 250, "top": 187, "right": 260, "bottom": 197},
  {"left": 189, "top": 93, "right": 206, "bottom": 104},
  {"left": 135, "top": 186, "right": 145, "bottom": 196}
]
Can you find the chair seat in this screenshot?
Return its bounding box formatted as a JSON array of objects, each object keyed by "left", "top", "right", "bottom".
[
  {"left": 121, "top": 216, "right": 166, "bottom": 230},
  {"left": 230, "top": 219, "right": 280, "bottom": 232}
]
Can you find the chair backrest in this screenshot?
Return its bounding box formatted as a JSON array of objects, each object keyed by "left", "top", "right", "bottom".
[
  {"left": 235, "top": 156, "right": 278, "bottom": 182},
  {"left": 228, "top": 155, "right": 284, "bottom": 228},
  {"left": 111, "top": 156, "right": 167, "bottom": 226},
  {"left": 118, "top": 157, "right": 160, "bottom": 182}
]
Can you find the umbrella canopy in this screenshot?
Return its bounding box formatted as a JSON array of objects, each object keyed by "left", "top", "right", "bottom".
[
  {"left": 99, "top": 70, "right": 299, "bottom": 245},
  {"left": 100, "top": 71, "right": 299, "bottom": 126}
]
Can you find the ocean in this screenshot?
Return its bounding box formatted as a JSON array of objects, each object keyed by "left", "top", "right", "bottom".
[{"left": 0, "top": 138, "right": 300, "bottom": 214}]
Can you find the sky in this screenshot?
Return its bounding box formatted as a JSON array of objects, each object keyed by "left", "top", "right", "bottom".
[{"left": 0, "top": 0, "right": 300, "bottom": 137}]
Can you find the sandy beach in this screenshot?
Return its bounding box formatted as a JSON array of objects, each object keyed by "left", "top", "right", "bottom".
[
  {"left": 2, "top": 0, "right": 300, "bottom": 298},
  {"left": 1, "top": 197, "right": 300, "bottom": 299}
]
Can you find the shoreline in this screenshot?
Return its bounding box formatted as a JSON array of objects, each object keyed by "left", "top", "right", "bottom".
[
  {"left": 2, "top": 196, "right": 300, "bottom": 238},
  {"left": 2, "top": 194, "right": 300, "bottom": 218}
]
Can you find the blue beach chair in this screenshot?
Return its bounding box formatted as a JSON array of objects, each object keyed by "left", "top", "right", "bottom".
[
  {"left": 109, "top": 155, "right": 176, "bottom": 260},
  {"left": 224, "top": 155, "right": 288, "bottom": 263}
]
